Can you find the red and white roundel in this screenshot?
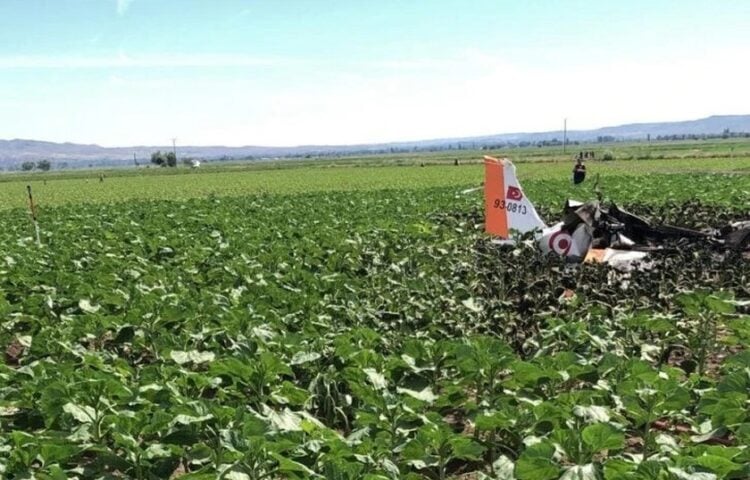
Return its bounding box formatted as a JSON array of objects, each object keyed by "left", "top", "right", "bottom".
[{"left": 548, "top": 230, "right": 572, "bottom": 255}]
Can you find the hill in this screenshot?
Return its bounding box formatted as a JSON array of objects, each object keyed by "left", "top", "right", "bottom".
[{"left": 1, "top": 114, "right": 749, "bottom": 170}]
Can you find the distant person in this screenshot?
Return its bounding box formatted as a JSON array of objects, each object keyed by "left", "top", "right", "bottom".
[{"left": 573, "top": 158, "right": 586, "bottom": 185}]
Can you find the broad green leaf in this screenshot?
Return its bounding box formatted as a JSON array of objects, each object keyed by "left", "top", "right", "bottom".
[
  {"left": 290, "top": 351, "right": 321, "bottom": 365},
  {"left": 515, "top": 457, "right": 560, "bottom": 480},
  {"left": 270, "top": 452, "right": 319, "bottom": 476},
  {"left": 261, "top": 406, "right": 302, "bottom": 432},
  {"left": 62, "top": 403, "right": 96, "bottom": 423},
  {"left": 225, "top": 472, "right": 251, "bottom": 480},
  {"left": 560, "top": 464, "right": 597, "bottom": 480},
  {"left": 78, "top": 299, "right": 100, "bottom": 313},
  {"left": 489, "top": 455, "right": 515, "bottom": 480},
  {"left": 581, "top": 423, "right": 624, "bottom": 452},
  {"left": 396, "top": 387, "right": 437, "bottom": 403},
  {"left": 573, "top": 405, "right": 610, "bottom": 423},
  {"left": 475, "top": 411, "right": 511, "bottom": 431},
  {"left": 704, "top": 295, "right": 735, "bottom": 314},
  {"left": 694, "top": 455, "right": 743, "bottom": 477},
  {"left": 604, "top": 458, "right": 636, "bottom": 477},
  {"left": 516, "top": 442, "right": 560, "bottom": 480},
  {"left": 171, "top": 414, "right": 213, "bottom": 426},
  {"left": 145, "top": 443, "right": 172, "bottom": 459},
  {"left": 363, "top": 368, "right": 387, "bottom": 390},
  {"left": 655, "top": 433, "right": 679, "bottom": 454},
  {"left": 667, "top": 467, "right": 717, "bottom": 480},
  {"left": 450, "top": 436, "right": 485, "bottom": 460},
  {"left": 39, "top": 442, "right": 79, "bottom": 464}
]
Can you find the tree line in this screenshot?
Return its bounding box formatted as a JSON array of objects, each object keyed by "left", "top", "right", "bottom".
[
  {"left": 20, "top": 160, "right": 51, "bottom": 171},
  {"left": 654, "top": 130, "right": 750, "bottom": 141},
  {"left": 15, "top": 151, "right": 189, "bottom": 172}
]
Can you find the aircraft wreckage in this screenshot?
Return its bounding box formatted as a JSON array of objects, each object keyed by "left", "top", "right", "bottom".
[{"left": 482, "top": 156, "right": 750, "bottom": 270}]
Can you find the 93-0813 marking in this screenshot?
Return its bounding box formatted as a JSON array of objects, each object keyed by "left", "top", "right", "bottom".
[{"left": 493, "top": 198, "right": 528, "bottom": 215}]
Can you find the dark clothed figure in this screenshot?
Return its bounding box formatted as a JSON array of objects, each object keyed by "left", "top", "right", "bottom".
[{"left": 573, "top": 159, "right": 586, "bottom": 184}]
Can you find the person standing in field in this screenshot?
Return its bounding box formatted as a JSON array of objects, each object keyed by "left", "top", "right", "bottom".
[{"left": 573, "top": 157, "right": 586, "bottom": 184}]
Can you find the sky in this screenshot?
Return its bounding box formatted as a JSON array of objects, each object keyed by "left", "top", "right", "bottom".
[{"left": 1, "top": 0, "right": 749, "bottom": 147}]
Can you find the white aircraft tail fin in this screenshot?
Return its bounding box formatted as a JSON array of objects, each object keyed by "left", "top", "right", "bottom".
[{"left": 484, "top": 156, "right": 547, "bottom": 238}]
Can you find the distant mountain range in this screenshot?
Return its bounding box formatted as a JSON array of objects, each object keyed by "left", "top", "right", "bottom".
[{"left": 1, "top": 114, "right": 749, "bottom": 170}]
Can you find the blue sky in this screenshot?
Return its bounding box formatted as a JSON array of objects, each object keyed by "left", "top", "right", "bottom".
[{"left": 1, "top": 0, "right": 749, "bottom": 146}]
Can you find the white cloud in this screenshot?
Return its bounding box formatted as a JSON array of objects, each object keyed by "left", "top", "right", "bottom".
[{"left": 117, "top": 0, "right": 134, "bottom": 15}]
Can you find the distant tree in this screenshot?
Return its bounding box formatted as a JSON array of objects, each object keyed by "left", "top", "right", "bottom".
[
  {"left": 151, "top": 151, "right": 167, "bottom": 167},
  {"left": 21, "top": 161, "right": 35, "bottom": 171},
  {"left": 166, "top": 151, "right": 177, "bottom": 167},
  {"left": 36, "top": 159, "right": 51, "bottom": 171}
]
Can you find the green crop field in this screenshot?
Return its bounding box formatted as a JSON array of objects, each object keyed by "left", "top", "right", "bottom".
[
  {"left": 1, "top": 145, "right": 749, "bottom": 479},
  {"left": 2, "top": 152, "right": 750, "bottom": 210}
]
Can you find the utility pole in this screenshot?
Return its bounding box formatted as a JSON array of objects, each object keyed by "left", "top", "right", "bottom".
[
  {"left": 563, "top": 118, "right": 567, "bottom": 155},
  {"left": 133, "top": 152, "right": 138, "bottom": 167},
  {"left": 171, "top": 138, "right": 178, "bottom": 167}
]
